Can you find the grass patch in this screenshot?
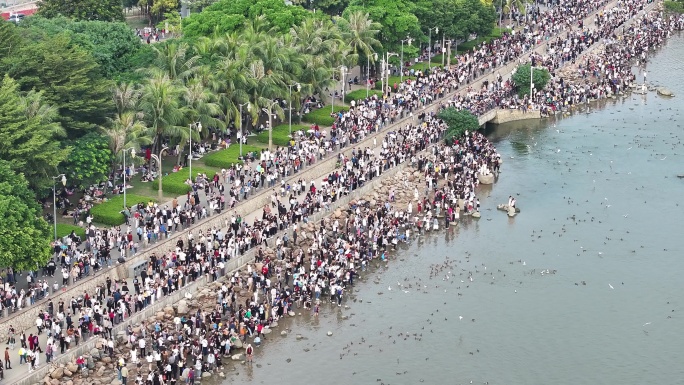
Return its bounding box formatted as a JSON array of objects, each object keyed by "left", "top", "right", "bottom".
[
  {"left": 457, "top": 27, "right": 510, "bottom": 54},
  {"left": 162, "top": 166, "right": 221, "bottom": 195},
  {"left": 375, "top": 76, "right": 417, "bottom": 90},
  {"left": 303, "top": 105, "right": 349, "bottom": 127},
  {"left": 344, "top": 89, "right": 383, "bottom": 103},
  {"left": 56, "top": 224, "right": 86, "bottom": 240},
  {"left": 204, "top": 145, "right": 262, "bottom": 168},
  {"left": 256, "top": 124, "right": 309, "bottom": 147},
  {"left": 430, "top": 54, "right": 457, "bottom": 65},
  {"left": 91, "top": 194, "right": 154, "bottom": 226}
]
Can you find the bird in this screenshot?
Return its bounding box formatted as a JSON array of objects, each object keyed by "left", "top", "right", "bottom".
[
  {"left": 459, "top": 316, "right": 463, "bottom": 320},
  {"left": 608, "top": 284, "right": 614, "bottom": 289},
  {"left": 643, "top": 322, "right": 652, "bottom": 327},
  {"left": 388, "top": 286, "right": 392, "bottom": 291},
  {"left": 660, "top": 156, "right": 667, "bottom": 160},
  {"left": 623, "top": 214, "right": 629, "bottom": 218}
]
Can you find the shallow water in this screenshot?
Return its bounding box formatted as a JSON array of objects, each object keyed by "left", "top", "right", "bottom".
[{"left": 223, "top": 34, "right": 684, "bottom": 385}]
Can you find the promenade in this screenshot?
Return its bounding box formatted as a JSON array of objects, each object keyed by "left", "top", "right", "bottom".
[{"left": 0, "top": 0, "right": 664, "bottom": 383}]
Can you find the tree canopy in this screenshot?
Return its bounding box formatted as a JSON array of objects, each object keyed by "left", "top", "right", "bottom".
[
  {"left": 414, "top": 0, "right": 496, "bottom": 41},
  {"left": 0, "top": 160, "right": 53, "bottom": 270},
  {"left": 512, "top": 64, "right": 551, "bottom": 96},
  {"left": 437, "top": 107, "right": 480, "bottom": 143},
  {"left": 37, "top": 0, "right": 125, "bottom": 22}
]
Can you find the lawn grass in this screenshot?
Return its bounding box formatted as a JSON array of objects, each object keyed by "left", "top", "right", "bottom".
[
  {"left": 162, "top": 166, "right": 221, "bottom": 195},
  {"left": 457, "top": 27, "right": 510, "bottom": 54},
  {"left": 375, "top": 75, "right": 418, "bottom": 90},
  {"left": 303, "top": 105, "right": 349, "bottom": 127},
  {"left": 256, "top": 124, "right": 309, "bottom": 147},
  {"left": 344, "top": 89, "right": 383, "bottom": 103},
  {"left": 91, "top": 194, "right": 154, "bottom": 226},
  {"left": 203, "top": 145, "right": 262, "bottom": 168},
  {"left": 56, "top": 224, "right": 86, "bottom": 240}
]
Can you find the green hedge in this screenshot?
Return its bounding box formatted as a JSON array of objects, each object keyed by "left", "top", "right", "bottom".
[
  {"left": 91, "top": 194, "right": 154, "bottom": 226},
  {"left": 203, "top": 145, "right": 262, "bottom": 168},
  {"left": 344, "top": 89, "right": 383, "bottom": 103},
  {"left": 375, "top": 76, "right": 417, "bottom": 90},
  {"left": 256, "top": 124, "right": 309, "bottom": 147},
  {"left": 303, "top": 105, "right": 349, "bottom": 127},
  {"left": 56, "top": 224, "right": 86, "bottom": 240},
  {"left": 457, "top": 27, "right": 510, "bottom": 54},
  {"left": 162, "top": 166, "right": 220, "bottom": 195}
]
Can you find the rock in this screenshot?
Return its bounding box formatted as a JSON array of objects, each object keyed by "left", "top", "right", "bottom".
[
  {"left": 478, "top": 174, "right": 494, "bottom": 185},
  {"left": 271, "top": 321, "right": 279, "bottom": 328},
  {"left": 97, "top": 366, "right": 106, "bottom": 377},
  {"left": 280, "top": 331, "right": 287, "bottom": 336},
  {"left": 50, "top": 368, "right": 64, "bottom": 380},
  {"left": 65, "top": 381, "right": 74, "bottom": 385},
  {"left": 334, "top": 209, "right": 342, "bottom": 218},
  {"left": 232, "top": 339, "right": 243, "bottom": 349},
  {"left": 202, "top": 372, "right": 212, "bottom": 378},
  {"left": 327, "top": 331, "right": 333, "bottom": 336},
  {"left": 111, "top": 381, "right": 122, "bottom": 385},
  {"left": 262, "top": 328, "right": 272, "bottom": 335},
  {"left": 286, "top": 358, "right": 292, "bottom": 363},
  {"left": 472, "top": 212, "right": 481, "bottom": 219},
  {"left": 177, "top": 299, "right": 189, "bottom": 314},
  {"left": 231, "top": 354, "right": 244, "bottom": 361},
  {"left": 90, "top": 348, "right": 101, "bottom": 359},
  {"left": 63, "top": 369, "right": 73, "bottom": 377},
  {"left": 67, "top": 363, "right": 78, "bottom": 373},
  {"left": 288, "top": 311, "right": 295, "bottom": 317},
  {"left": 102, "top": 356, "right": 112, "bottom": 363},
  {"left": 219, "top": 372, "right": 225, "bottom": 378},
  {"left": 657, "top": 87, "right": 674, "bottom": 97},
  {"left": 295, "top": 334, "right": 303, "bottom": 340}
]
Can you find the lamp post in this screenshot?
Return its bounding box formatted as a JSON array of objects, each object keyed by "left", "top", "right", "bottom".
[
  {"left": 122, "top": 147, "right": 136, "bottom": 209},
  {"left": 51, "top": 174, "right": 66, "bottom": 241},
  {"left": 331, "top": 66, "right": 347, "bottom": 114},
  {"left": 264, "top": 100, "right": 280, "bottom": 152},
  {"left": 150, "top": 146, "right": 169, "bottom": 201},
  {"left": 428, "top": 27, "right": 438, "bottom": 72},
  {"left": 238, "top": 102, "right": 250, "bottom": 157},
  {"left": 287, "top": 83, "right": 301, "bottom": 137},
  {"left": 400, "top": 37, "right": 412, "bottom": 83},
  {"left": 367, "top": 52, "right": 378, "bottom": 97},
  {"left": 446, "top": 41, "right": 452, "bottom": 67},
  {"left": 188, "top": 122, "right": 201, "bottom": 181},
  {"left": 385, "top": 52, "right": 399, "bottom": 95}
]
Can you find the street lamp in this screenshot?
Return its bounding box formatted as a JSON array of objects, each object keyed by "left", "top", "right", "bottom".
[
  {"left": 150, "top": 146, "right": 169, "bottom": 201},
  {"left": 238, "top": 102, "right": 250, "bottom": 157},
  {"left": 122, "top": 147, "right": 136, "bottom": 209},
  {"left": 51, "top": 174, "right": 67, "bottom": 241},
  {"left": 331, "top": 66, "right": 347, "bottom": 114},
  {"left": 428, "top": 27, "right": 438, "bottom": 72},
  {"left": 188, "top": 122, "right": 201, "bottom": 181},
  {"left": 385, "top": 52, "right": 399, "bottom": 95},
  {"left": 287, "top": 83, "right": 301, "bottom": 138},
  {"left": 263, "top": 100, "right": 280, "bottom": 152},
  {"left": 400, "top": 37, "right": 413, "bottom": 83},
  {"left": 367, "top": 52, "right": 378, "bottom": 97}
]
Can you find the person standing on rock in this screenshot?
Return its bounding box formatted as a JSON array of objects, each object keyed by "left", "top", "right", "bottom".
[
  {"left": 246, "top": 343, "right": 254, "bottom": 364},
  {"left": 121, "top": 364, "right": 128, "bottom": 385},
  {"left": 4, "top": 347, "right": 11, "bottom": 369}
]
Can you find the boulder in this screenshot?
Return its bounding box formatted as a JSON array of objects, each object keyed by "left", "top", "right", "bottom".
[
  {"left": 232, "top": 339, "right": 243, "bottom": 349},
  {"left": 296, "top": 334, "right": 304, "bottom": 340},
  {"left": 102, "top": 356, "right": 112, "bottom": 364},
  {"left": 97, "top": 366, "right": 106, "bottom": 377},
  {"left": 280, "top": 331, "right": 288, "bottom": 336},
  {"left": 65, "top": 381, "right": 74, "bottom": 385},
  {"left": 67, "top": 363, "right": 78, "bottom": 373},
  {"left": 50, "top": 368, "right": 64, "bottom": 380},
  {"left": 327, "top": 331, "right": 333, "bottom": 336},
  {"left": 177, "top": 299, "right": 189, "bottom": 314},
  {"left": 288, "top": 311, "right": 295, "bottom": 317},
  {"left": 64, "top": 369, "right": 73, "bottom": 377},
  {"left": 271, "top": 321, "right": 279, "bottom": 328},
  {"left": 262, "top": 328, "right": 272, "bottom": 335},
  {"left": 472, "top": 212, "right": 481, "bottom": 219},
  {"left": 111, "top": 380, "right": 122, "bottom": 385},
  {"left": 219, "top": 372, "right": 225, "bottom": 378},
  {"left": 478, "top": 174, "right": 494, "bottom": 185},
  {"left": 334, "top": 209, "right": 342, "bottom": 218},
  {"left": 231, "top": 354, "right": 244, "bottom": 361},
  {"left": 202, "top": 372, "right": 212, "bottom": 378},
  {"left": 657, "top": 87, "right": 674, "bottom": 97},
  {"left": 90, "top": 348, "right": 101, "bottom": 359}
]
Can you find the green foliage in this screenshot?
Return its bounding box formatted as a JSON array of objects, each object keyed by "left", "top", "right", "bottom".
[
  {"left": 414, "top": 0, "right": 496, "bottom": 41},
  {"left": 0, "top": 20, "right": 21, "bottom": 59},
  {"left": 457, "top": 27, "right": 508, "bottom": 53},
  {"left": 303, "top": 105, "right": 349, "bottom": 126},
  {"left": 37, "top": 0, "right": 124, "bottom": 21},
  {"left": 91, "top": 194, "right": 154, "bottom": 225},
  {"left": 0, "top": 33, "right": 113, "bottom": 137},
  {"left": 664, "top": 0, "right": 684, "bottom": 13},
  {"left": 344, "top": 0, "right": 422, "bottom": 49},
  {"left": 0, "top": 75, "right": 70, "bottom": 192},
  {"left": 0, "top": 160, "right": 52, "bottom": 270},
  {"left": 344, "top": 89, "right": 383, "bottom": 103},
  {"left": 437, "top": 107, "right": 479, "bottom": 144},
  {"left": 61, "top": 132, "right": 113, "bottom": 189},
  {"left": 182, "top": 0, "right": 311, "bottom": 38},
  {"left": 375, "top": 75, "right": 417, "bottom": 90},
  {"left": 162, "top": 166, "right": 219, "bottom": 195},
  {"left": 256, "top": 125, "right": 309, "bottom": 147},
  {"left": 18, "top": 17, "right": 142, "bottom": 79},
  {"left": 56, "top": 224, "right": 86, "bottom": 240},
  {"left": 512, "top": 64, "right": 551, "bottom": 97},
  {"left": 204, "top": 145, "right": 262, "bottom": 167}
]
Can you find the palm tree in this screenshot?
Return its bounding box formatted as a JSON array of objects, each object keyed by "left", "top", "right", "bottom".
[
  {"left": 139, "top": 70, "right": 187, "bottom": 154},
  {"left": 112, "top": 82, "right": 142, "bottom": 120},
  {"left": 179, "top": 79, "right": 224, "bottom": 164},
  {"left": 148, "top": 41, "right": 201, "bottom": 82},
  {"left": 102, "top": 112, "right": 152, "bottom": 161},
  {"left": 336, "top": 11, "right": 382, "bottom": 62}
]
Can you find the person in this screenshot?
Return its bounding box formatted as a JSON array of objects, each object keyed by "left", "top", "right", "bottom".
[
  {"left": 245, "top": 344, "right": 253, "bottom": 364},
  {"left": 4, "top": 347, "right": 11, "bottom": 369},
  {"left": 121, "top": 364, "right": 128, "bottom": 385}
]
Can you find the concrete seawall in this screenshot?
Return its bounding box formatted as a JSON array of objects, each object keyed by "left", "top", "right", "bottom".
[{"left": 491, "top": 109, "right": 543, "bottom": 124}]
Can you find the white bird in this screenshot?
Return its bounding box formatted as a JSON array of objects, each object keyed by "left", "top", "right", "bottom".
[
  {"left": 388, "top": 286, "right": 392, "bottom": 291},
  {"left": 557, "top": 148, "right": 561, "bottom": 153},
  {"left": 623, "top": 214, "right": 629, "bottom": 218},
  {"left": 459, "top": 316, "right": 463, "bottom": 320},
  {"left": 522, "top": 261, "right": 526, "bottom": 266},
  {"left": 598, "top": 252, "right": 603, "bottom": 255},
  {"left": 608, "top": 284, "right": 614, "bottom": 289},
  {"left": 660, "top": 157, "right": 667, "bottom": 161},
  {"left": 397, "top": 281, "right": 401, "bottom": 286},
  {"left": 403, "top": 290, "right": 410, "bottom": 294},
  {"left": 643, "top": 322, "right": 651, "bottom": 327},
  {"left": 606, "top": 205, "right": 611, "bottom": 208},
  {"left": 627, "top": 147, "right": 632, "bottom": 150}
]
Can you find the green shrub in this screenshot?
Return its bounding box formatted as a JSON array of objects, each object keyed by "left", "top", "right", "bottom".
[
  {"left": 511, "top": 64, "right": 551, "bottom": 97},
  {"left": 56, "top": 224, "right": 86, "bottom": 240},
  {"left": 664, "top": 0, "right": 684, "bottom": 13},
  {"left": 344, "top": 89, "right": 383, "bottom": 103},
  {"left": 374, "top": 75, "right": 417, "bottom": 90},
  {"left": 303, "top": 105, "right": 349, "bottom": 126},
  {"left": 437, "top": 107, "right": 480, "bottom": 144},
  {"left": 203, "top": 145, "right": 262, "bottom": 168},
  {"left": 457, "top": 27, "right": 510, "bottom": 54},
  {"left": 91, "top": 194, "right": 154, "bottom": 226},
  {"left": 162, "top": 166, "right": 220, "bottom": 195},
  {"left": 256, "top": 124, "right": 309, "bottom": 147}
]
